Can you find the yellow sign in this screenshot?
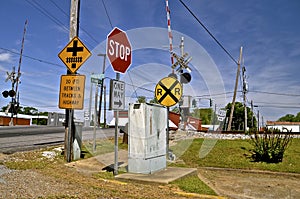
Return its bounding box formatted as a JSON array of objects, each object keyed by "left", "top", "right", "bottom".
[
  {"left": 59, "top": 75, "right": 85, "bottom": 109},
  {"left": 58, "top": 36, "right": 91, "bottom": 73},
  {"left": 155, "top": 77, "right": 182, "bottom": 107}
]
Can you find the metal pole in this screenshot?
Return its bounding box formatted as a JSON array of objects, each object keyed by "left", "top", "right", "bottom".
[
  {"left": 213, "top": 103, "right": 217, "bottom": 131},
  {"left": 114, "top": 72, "right": 120, "bottom": 175},
  {"left": 179, "top": 37, "right": 185, "bottom": 130},
  {"left": 251, "top": 100, "right": 254, "bottom": 128},
  {"left": 104, "top": 85, "right": 107, "bottom": 127},
  {"left": 98, "top": 54, "right": 106, "bottom": 126},
  {"left": 166, "top": 107, "right": 169, "bottom": 156},
  {"left": 93, "top": 84, "right": 99, "bottom": 152},
  {"left": 88, "top": 77, "right": 93, "bottom": 127},
  {"left": 9, "top": 67, "right": 16, "bottom": 126},
  {"left": 227, "top": 46, "right": 243, "bottom": 131},
  {"left": 257, "top": 110, "right": 260, "bottom": 132}
]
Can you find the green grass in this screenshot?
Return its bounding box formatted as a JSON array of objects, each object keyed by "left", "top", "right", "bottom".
[
  {"left": 170, "top": 138, "right": 300, "bottom": 173},
  {"left": 82, "top": 137, "right": 128, "bottom": 158},
  {"left": 171, "top": 174, "right": 217, "bottom": 196},
  {"left": 2, "top": 148, "right": 64, "bottom": 170}
]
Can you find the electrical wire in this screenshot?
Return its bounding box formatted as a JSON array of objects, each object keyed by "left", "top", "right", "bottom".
[
  {"left": 178, "top": 0, "right": 238, "bottom": 65},
  {"left": 25, "top": 0, "right": 69, "bottom": 32},
  {"left": 0, "top": 47, "right": 65, "bottom": 68},
  {"left": 194, "top": 91, "right": 242, "bottom": 98},
  {"left": 26, "top": 0, "right": 98, "bottom": 47},
  {"left": 49, "top": 0, "right": 100, "bottom": 44},
  {"left": 249, "top": 90, "right": 300, "bottom": 97},
  {"left": 49, "top": 0, "right": 69, "bottom": 17},
  {"left": 255, "top": 101, "right": 300, "bottom": 105},
  {"left": 254, "top": 105, "right": 300, "bottom": 109},
  {"left": 101, "top": 0, "right": 113, "bottom": 29}
]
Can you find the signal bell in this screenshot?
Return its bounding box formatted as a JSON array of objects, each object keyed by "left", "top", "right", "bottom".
[{"left": 180, "top": 72, "right": 191, "bottom": 84}]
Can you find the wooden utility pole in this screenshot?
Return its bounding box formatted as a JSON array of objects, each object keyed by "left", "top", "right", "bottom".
[
  {"left": 65, "top": 0, "right": 80, "bottom": 162},
  {"left": 227, "top": 46, "right": 243, "bottom": 131}
]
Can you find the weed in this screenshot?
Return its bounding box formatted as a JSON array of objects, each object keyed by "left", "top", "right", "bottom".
[{"left": 249, "top": 128, "right": 293, "bottom": 163}]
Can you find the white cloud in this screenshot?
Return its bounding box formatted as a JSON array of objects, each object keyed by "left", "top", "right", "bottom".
[
  {"left": 0, "top": 53, "right": 12, "bottom": 62},
  {"left": 0, "top": 64, "right": 6, "bottom": 72}
]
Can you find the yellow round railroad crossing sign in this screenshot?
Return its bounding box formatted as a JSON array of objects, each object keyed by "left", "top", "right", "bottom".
[{"left": 155, "top": 77, "right": 182, "bottom": 107}]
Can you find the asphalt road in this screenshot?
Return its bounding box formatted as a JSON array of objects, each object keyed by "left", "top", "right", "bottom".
[{"left": 0, "top": 126, "right": 115, "bottom": 154}]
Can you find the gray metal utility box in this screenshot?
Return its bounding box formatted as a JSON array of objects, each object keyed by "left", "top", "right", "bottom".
[{"left": 128, "top": 103, "right": 167, "bottom": 174}]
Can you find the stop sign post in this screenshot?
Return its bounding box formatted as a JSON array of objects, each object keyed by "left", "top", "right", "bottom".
[
  {"left": 107, "top": 27, "right": 132, "bottom": 176},
  {"left": 107, "top": 27, "right": 132, "bottom": 73}
]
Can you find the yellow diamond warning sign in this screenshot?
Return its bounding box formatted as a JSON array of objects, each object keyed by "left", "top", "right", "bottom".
[
  {"left": 59, "top": 75, "right": 85, "bottom": 109},
  {"left": 155, "top": 77, "right": 182, "bottom": 107},
  {"left": 58, "top": 36, "right": 91, "bottom": 73}
]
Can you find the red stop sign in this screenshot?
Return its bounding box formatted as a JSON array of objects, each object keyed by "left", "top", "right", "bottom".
[{"left": 107, "top": 27, "right": 132, "bottom": 73}]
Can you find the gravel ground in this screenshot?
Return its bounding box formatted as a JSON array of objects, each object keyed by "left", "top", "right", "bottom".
[
  {"left": 0, "top": 152, "right": 203, "bottom": 199},
  {"left": 1, "top": 132, "right": 299, "bottom": 199}
]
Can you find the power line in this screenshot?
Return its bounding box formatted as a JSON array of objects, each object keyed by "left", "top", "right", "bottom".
[
  {"left": 178, "top": 0, "right": 238, "bottom": 65},
  {"left": 0, "top": 47, "right": 65, "bottom": 68},
  {"left": 254, "top": 105, "right": 300, "bottom": 109},
  {"left": 255, "top": 101, "right": 300, "bottom": 105},
  {"left": 194, "top": 91, "right": 242, "bottom": 98},
  {"left": 49, "top": 0, "right": 100, "bottom": 44},
  {"left": 25, "top": 0, "right": 69, "bottom": 32},
  {"left": 249, "top": 90, "right": 300, "bottom": 97},
  {"left": 101, "top": 0, "right": 113, "bottom": 29},
  {"left": 49, "top": 0, "right": 69, "bottom": 17},
  {"left": 26, "top": 0, "right": 98, "bottom": 47}
]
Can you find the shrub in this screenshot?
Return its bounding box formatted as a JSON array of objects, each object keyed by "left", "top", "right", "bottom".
[{"left": 249, "top": 128, "right": 292, "bottom": 163}]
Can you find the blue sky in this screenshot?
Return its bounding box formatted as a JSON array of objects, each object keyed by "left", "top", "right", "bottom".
[{"left": 0, "top": 0, "right": 300, "bottom": 123}]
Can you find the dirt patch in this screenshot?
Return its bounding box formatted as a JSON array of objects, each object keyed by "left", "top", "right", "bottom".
[
  {"left": 0, "top": 153, "right": 6, "bottom": 161},
  {"left": 198, "top": 167, "right": 300, "bottom": 199}
]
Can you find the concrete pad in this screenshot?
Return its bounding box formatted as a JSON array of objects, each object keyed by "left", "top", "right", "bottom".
[
  {"left": 115, "top": 167, "right": 197, "bottom": 184},
  {"left": 65, "top": 150, "right": 128, "bottom": 174}
]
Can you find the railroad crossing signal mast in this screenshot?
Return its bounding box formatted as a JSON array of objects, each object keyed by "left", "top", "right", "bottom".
[
  {"left": 170, "top": 37, "right": 192, "bottom": 129},
  {"left": 2, "top": 20, "right": 27, "bottom": 126},
  {"left": 2, "top": 67, "right": 17, "bottom": 126}
]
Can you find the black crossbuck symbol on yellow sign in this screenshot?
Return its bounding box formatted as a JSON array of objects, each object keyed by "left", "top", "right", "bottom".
[
  {"left": 155, "top": 77, "right": 182, "bottom": 107},
  {"left": 58, "top": 36, "right": 91, "bottom": 74}
]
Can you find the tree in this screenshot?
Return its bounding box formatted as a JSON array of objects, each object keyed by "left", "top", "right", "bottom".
[
  {"left": 225, "top": 102, "right": 257, "bottom": 131},
  {"left": 20, "top": 106, "right": 38, "bottom": 115},
  {"left": 1, "top": 105, "right": 48, "bottom": 125},
  {"left": 276, "top": 112, "right": 300, "bottom": 122},
  {"left": 191, "top": 108, "right": 213, "bottom": 125},
  {"left": 149, "top": 97, "right": 158, "bottom": 104},
  {"left": 136, "top": 96, "right": 147, "bottom": 103}
]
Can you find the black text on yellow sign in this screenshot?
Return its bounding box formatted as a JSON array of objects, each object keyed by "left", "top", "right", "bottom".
[
  {"left": 58, "top": 36, "right": 91, "bottom": 74},
  {"left": 59, "top": 75, "right": 85, "bottom": 110},
  {"left": 155, "top": 77, "right": 182, "bottom": 107}
]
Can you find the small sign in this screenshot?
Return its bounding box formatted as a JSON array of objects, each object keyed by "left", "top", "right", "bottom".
[
  {"left": 91, "top": 73, "right": 105, "bottom": 80},
  {"left": 109, "top": 79, "right": 125, "bottom": 110},
  {"left": 58, "top": 36, "right": 91, "bottom": 73},
  {"left": 91, "top": 73, "right": 104, "bottom": 84},
  {"left": 91, "top": 78, "right": 101, "bottom": 84},
  {"left": 59, "top": 75, "right": 85, "bottom": 109},
  {"left": 155, "top": 77, "right": 182, "bottom": 107}
]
